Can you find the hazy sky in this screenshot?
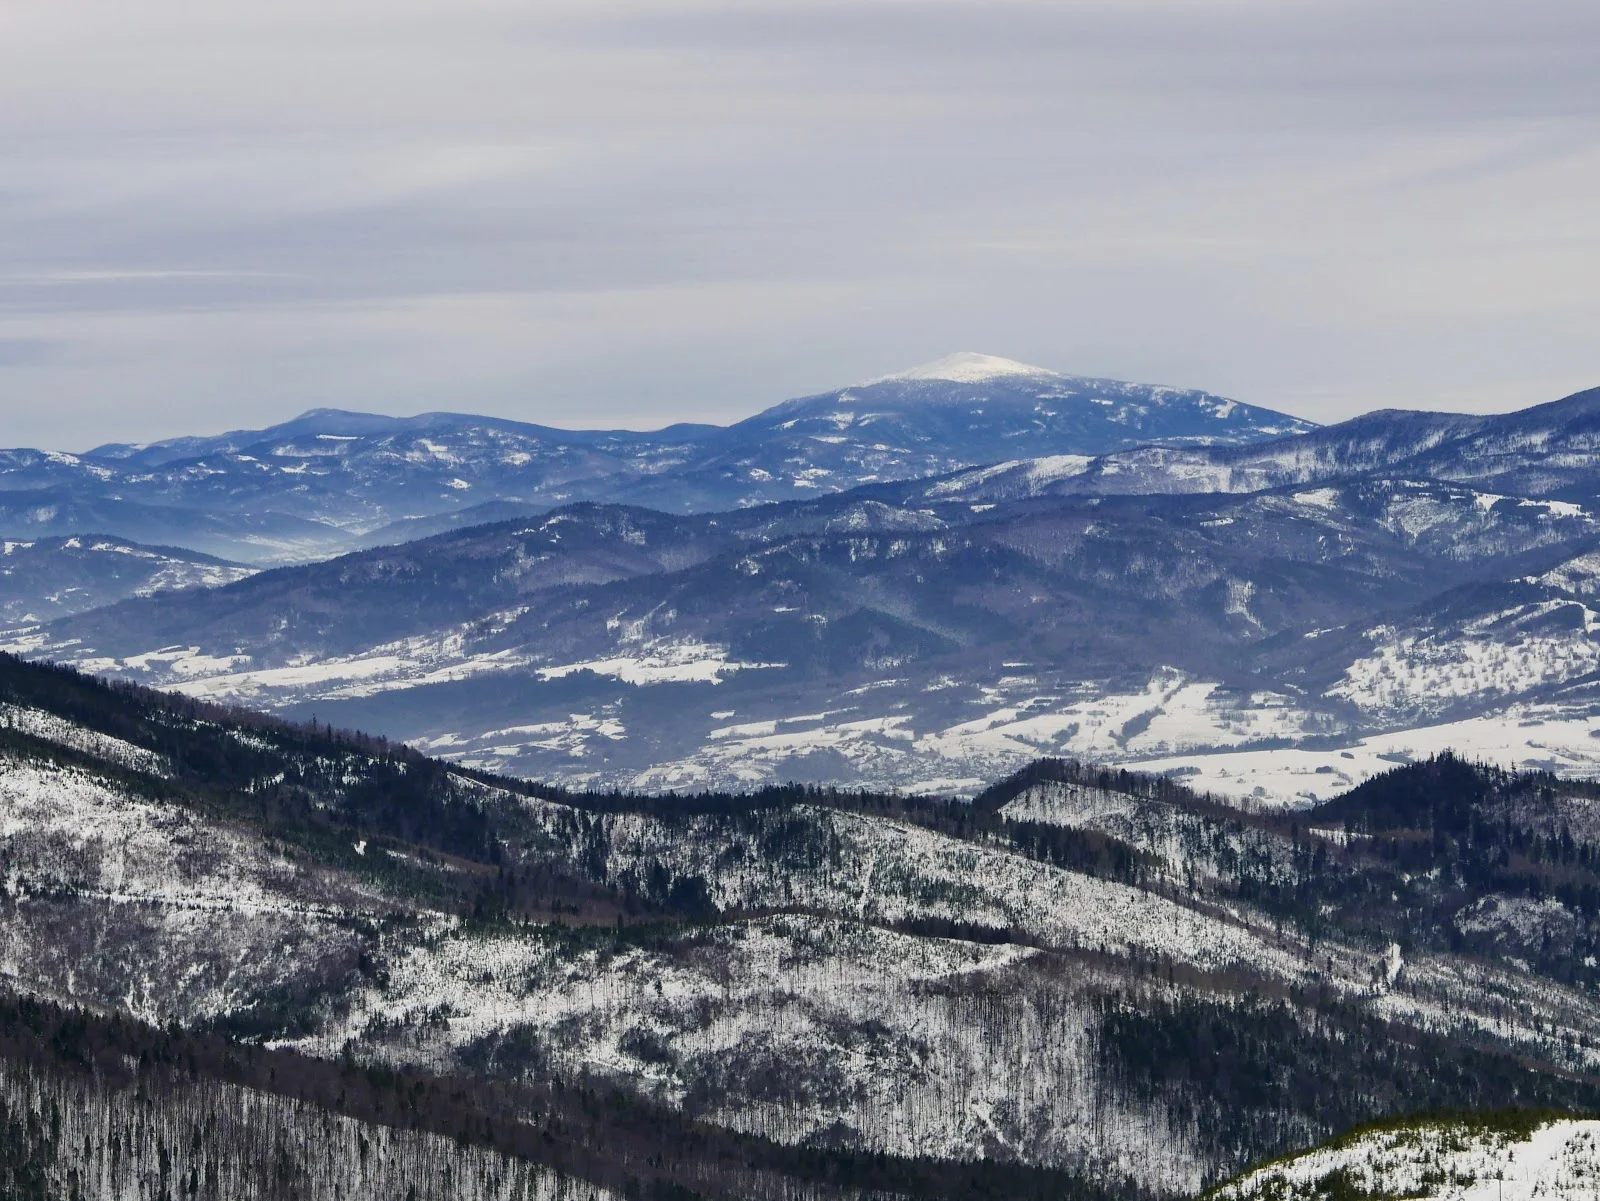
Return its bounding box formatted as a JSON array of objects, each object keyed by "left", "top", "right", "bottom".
[{"left": 3, "top": 0, "right": 1599, "bottom": 449}]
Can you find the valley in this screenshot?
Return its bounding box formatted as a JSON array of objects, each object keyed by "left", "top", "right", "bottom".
[
  {"left": 7, "top": 359, "right": 1600, "bottom": 803},
  {"left": 7, "top": 471, "right": 1600, "bottom": 797},
  {"left": 7, "top": 360, "right": 1600, "bottom": 1196}
]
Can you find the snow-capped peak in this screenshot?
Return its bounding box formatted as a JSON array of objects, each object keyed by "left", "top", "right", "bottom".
[{"left": 873, "top": 352, "right": 1061, "bottom": 384}]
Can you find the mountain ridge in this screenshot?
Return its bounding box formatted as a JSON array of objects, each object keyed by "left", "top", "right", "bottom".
[
  {"left": 1, "top": 357, "right": 1313, "bottom": 563},
  {"left": 917, "top": 383, "right": 1600, "bottom": 505}
]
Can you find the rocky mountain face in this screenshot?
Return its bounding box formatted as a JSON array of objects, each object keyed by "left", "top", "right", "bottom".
[
  {"left": 11, "top": 464, "right": 1600, "bottom": 796},
  {"left": 4, "top": 655, "right": 1600, "bottom": 1197},
  {"left": 0, "top": 355, "right": 1311, "bottom": 564}
]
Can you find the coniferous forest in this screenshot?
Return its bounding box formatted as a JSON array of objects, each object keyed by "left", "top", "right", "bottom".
[{"left": 6, "top": 653, "right": 1600, "bottom": 1198}]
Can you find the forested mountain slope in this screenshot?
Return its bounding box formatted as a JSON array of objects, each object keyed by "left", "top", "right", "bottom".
[
  {"left": 5, "top": 653, "right": 1600, "bottom": 1196},
  {"left": 921, "top": 384, "right": 1600, "bottom": 505}
]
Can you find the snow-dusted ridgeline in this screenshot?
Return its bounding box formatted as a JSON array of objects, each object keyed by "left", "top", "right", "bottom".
[
  {"left": 1215, "top": 1116, "right": 1600, "bottom": 1201},
  {"left": 0, "top": 702, "right": 169, "bottom": 776}
]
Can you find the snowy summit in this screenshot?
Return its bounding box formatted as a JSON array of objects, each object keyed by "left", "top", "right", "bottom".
[{"left": 873, "top": 352, "right": 1062, "bottom": 384}]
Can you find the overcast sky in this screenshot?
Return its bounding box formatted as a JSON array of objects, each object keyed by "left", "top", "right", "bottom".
[{"left": 3, "top": 0, "right": 1598, "bottom": 448}]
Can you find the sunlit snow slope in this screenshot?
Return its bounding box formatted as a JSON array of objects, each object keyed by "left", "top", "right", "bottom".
[{"left": 1216, "top": 1114, "right": 1600, "bottom": 1201}]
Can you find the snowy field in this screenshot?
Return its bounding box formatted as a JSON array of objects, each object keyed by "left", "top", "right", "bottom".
[{"left": 1126, "top": 705, "right": 1600, "bottom": 808}]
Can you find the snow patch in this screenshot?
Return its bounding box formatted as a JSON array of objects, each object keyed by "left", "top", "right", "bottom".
[{"left": 873, "top": 352, "right": 1060, "bottom": 384}]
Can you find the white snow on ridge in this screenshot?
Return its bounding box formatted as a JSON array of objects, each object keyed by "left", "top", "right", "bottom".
[
  {"left": 1291, "top": 487, "right": 1341, "bottom": 511},
  {"left": 0, "top": 755, "right": 390, "bottom": 1024},
  {"left": 1216, "top": 1117, "right": 1600, "bottom": 1201},
  {"left": 0, "top": 759, "right": 377, "bottom": 919},
  {"left": 873, "top": 352, "right": 1061, "bottom": 384},
  {"left": 925, "top": 460, "right": 1029, "bottom": 496},
  {"left": 133, "top": 559, "right": 257, "bottom": 594},
  {"left": 1331, "top": 611, "right": 1600, "bottom": 718},
  {"left": 1025, "top": 454, "right": 1095, "bottom": 485},
  {"left": 1540, "top": 550, "right": 1600, "bottom": 595}
]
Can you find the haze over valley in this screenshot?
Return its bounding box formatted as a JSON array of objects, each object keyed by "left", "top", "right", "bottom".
[{"left": 8, "top": 354, "right": 1600, "bottom": 804}]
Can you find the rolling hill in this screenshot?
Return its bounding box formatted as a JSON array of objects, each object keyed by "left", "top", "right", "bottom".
[{"left": 11, "top": 464, "right": 1600, "bottom": 796}]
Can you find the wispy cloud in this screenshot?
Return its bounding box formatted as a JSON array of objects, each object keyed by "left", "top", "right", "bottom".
[{"left": 2, "top": 0, "right": 1598, "bottom": 447}]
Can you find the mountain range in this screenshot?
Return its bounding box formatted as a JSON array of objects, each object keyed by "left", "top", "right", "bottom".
[
  {"left": 8, "top": 356, "right": 1600, "bottom": 799},
  {"left": 6, "top": 353, "right": 1600, "bottom": 1198},
  {"left": 879, "top": 382, "right": 1600, "bottom": 507},
  {"left": 0, "top": 354, "right": 1310, "bottom": 564},
  {"left": 0, "top": 533, "right": 254, "bottom": 625},
  {"left": 9, "top": 464, "right": 1600, "bottom": 797}
]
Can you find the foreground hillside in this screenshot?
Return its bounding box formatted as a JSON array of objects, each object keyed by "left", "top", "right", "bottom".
[
  {"left": 1214, "top": 1111, "right": 1600, "bottom": 1200},
  {"left": 2, "top": 991, "right": 1099, "bottom": 1201},
  {"left": 6, "top": 653, "right": 1600, "bottom": 1195},
  {"left": 0, "top": 993, "right": 615, "bottom": 1201}
]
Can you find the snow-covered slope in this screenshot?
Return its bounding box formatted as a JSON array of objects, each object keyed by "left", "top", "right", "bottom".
[
  {"left": 6, "top": 656, "right": 1600, "bottom": 1195},
  {"left": 1216, "top": 1114, "right": 1600, "bottom": 1201}
]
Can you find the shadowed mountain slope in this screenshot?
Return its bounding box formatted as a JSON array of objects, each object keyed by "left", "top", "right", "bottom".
[{"left": 13, "top": 468, "right": 1600, "bottom": 793}]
